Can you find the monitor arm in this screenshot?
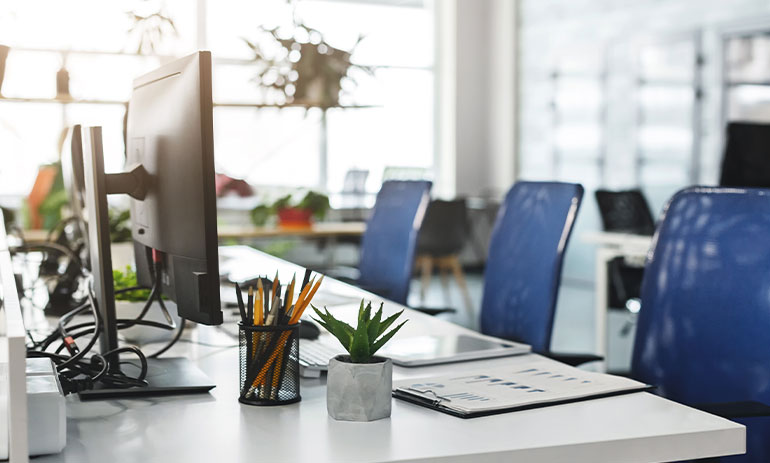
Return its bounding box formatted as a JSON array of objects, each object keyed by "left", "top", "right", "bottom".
[{"left": 105, "top": 164, "right": 148, "bottom": 200}]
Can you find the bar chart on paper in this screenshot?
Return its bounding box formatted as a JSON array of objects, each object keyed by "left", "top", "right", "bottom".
[{"left": 393, "top": 360, "right": 650, "bottom": 417}]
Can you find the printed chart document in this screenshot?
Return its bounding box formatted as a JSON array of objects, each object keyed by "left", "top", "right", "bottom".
[{"left": 392, "top": 360, "right": 650, "bottom": 418}]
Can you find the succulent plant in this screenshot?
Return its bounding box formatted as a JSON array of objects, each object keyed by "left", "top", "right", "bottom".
[{"left": 312, "top": 300, "right": 407, "bottom": 363}]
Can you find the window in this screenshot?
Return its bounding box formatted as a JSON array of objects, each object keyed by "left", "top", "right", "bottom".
[{"left": 0, "top": 0, "right": 434, "bottom": 200}]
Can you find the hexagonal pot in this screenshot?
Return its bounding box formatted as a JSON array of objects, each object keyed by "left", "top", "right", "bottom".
[{"left": 326, "top": 355, "right": 392, "bottom": 422}]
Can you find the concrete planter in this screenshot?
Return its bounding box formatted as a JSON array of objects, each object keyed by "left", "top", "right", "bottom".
[{"left": 326, "top": 355, "right": 392, "bottom": 422}]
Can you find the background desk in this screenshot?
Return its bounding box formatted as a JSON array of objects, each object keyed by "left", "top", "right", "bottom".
[
  {"left": 582, "top": 231, "right": 653, "bottom": 365},
  {"left": 36, "top": 246, "right": 742, "bottom": 463},
  {"left": 218, "top": 222, "right": 366, "bottom": 240}
]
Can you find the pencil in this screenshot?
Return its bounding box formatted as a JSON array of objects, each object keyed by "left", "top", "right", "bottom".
[
  {"left": 293, "top": 277, "right": 314, "bottom": 319},
  {"left": 291, "top": 275, "right": 324, "bottom": 324},
  {"left": 285, "top": 274, "right": 296, "bottom": 312},
  {"left": 256, "top": 279, "right": 264, "bottom": 326}
]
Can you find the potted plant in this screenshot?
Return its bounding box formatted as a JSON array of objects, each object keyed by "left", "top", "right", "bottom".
[
  {"left": 312, "top": 300, "right": 407, "bottom": 421},
  {"left": 244, "top": 22, "right": 372, "bottom": 108},
  {"left": 113, "top": 266, "right": 178, "bottom": 343},
  {"left": 250, "top": 191, "right": 330, "bottom": 228}
]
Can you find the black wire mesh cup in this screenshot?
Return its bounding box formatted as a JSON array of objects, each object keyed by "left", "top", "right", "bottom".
[{"left": 238, "top": 322, "right": 301, "bottom": 405}]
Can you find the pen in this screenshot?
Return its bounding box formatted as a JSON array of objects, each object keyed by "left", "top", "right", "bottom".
[
  {"left": 235, "top": 282, "right": 247, "bottom": 323},
  {"left": 301, "top": 268, "right": 311, "bottom": 293},
  {"left": 246, "top": 286, "right": 254, "bottom": 325}
]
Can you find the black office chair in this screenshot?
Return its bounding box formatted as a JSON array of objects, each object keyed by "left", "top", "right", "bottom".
[
  {"left": 720, "top": 121, "right": 770, "bottom": 188},
  {"left": 595, "top": 189, "right": 654, "bottom": 312},
  {"left": 414, "top": 199, "right": 473, "bottom": 315}
]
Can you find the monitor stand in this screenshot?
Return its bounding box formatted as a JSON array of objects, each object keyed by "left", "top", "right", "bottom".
[{"left": 79, "top": 126, "right": 215, "bottom": 399}]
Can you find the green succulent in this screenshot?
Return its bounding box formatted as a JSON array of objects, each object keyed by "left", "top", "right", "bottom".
[{"left": 312, "top": 300, "right": 407, "bottom": 363}]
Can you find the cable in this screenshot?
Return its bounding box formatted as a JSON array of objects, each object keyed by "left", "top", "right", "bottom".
[
  {"left": 147, "top": 318, "right": 185, "bottom": 358},
  {"left": 11, "top": 241, "right": 83, "bottom": 272}
]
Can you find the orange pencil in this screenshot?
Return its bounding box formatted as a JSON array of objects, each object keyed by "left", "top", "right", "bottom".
[
  {"left": 292, "top": 277, "right": 314, "bottom": 319},
  {"left": 291, "top": 275, "right": 324, "bottom": 324}
]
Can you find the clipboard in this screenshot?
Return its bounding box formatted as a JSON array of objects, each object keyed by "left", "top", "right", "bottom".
[
  {"left": 392, "top": 360, "right": 653, "bottom": 419},
  {"left": 392, "top": 385, "right": 654, "bottom": 419}
]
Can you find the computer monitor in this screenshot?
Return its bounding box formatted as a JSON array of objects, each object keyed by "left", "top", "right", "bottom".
[
  {"left": 79, "top": 51, "right": 220, "bottom": 398},
  {"left": 125, "top": 51, "right": 221, "bottom": 326}
]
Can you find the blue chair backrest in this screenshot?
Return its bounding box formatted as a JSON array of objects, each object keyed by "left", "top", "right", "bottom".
[
  {"left": 480, "top": 181, "right": 583, "bottom": 353},
  {"left": 631, "top": 187, "right": 770, "bottom": 462},
  {"left": 358, "top": 180, "right": 431, "bottom": 305}
]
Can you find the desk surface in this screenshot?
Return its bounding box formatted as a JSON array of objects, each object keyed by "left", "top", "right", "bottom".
[
  {"left": 582, "top": 231, "right": 654, "bottom": 251},
  {"left": 36, "top": 247, "right": 744, "bottom": 463},
  {"left": 218, "top": 222, "right": 366, "bottom": 239}
]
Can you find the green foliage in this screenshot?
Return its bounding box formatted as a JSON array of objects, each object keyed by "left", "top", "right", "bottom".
[
  {"left": 312, "top": 300, "right": 407, "bottom": 364},
  {"left": 249, "top": 191, "right": 331, "bottom": 226},
  {"left": 250, "top": 205, "right": 272, "bottom": 226},
  {"left": 272, "top": 194, "right": 293, "bottom": 211},
  {"left": 113, "top": 266, "right": 150, "bottom": 302},
  {"left": 38, "top": 189, "right": 68, "bottom": 231},
  {"left": 109, "top": 208, "right": 132, "bottom": 243},
  {"left": 298, "top": 191, "right": 330, "bottom": 220}
]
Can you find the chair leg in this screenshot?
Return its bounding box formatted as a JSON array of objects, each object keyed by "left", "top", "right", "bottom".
[
  {"left": 418, "top": 256, "right": 433, "bottom": 304},
  {"left": 438, "top": 258, "right": 451, "bottom": 307},
  {"left": 447, "top": 255, "right": 474, "bottom": 315}
]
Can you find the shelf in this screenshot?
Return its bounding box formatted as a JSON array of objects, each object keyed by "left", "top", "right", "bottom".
[
  {"left": 213, "top": 102, "right": 380, "bottom": 109},
  {"left": 0, "top": 97, "right": 380, "bottom": 109},
  {"left": 0, "top": 96, "right": 127, "bottom": 105}
]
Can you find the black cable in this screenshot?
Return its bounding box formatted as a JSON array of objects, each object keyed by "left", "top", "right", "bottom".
[
  {"left": 11, "top": 241, "right": 83, "bottom": 272},
  {"left": 54, "top": 290, "right": 102, "bottom": 371},
  {"left": 147, "top": 318, "right": 185, "bottom": 358},
  {"left": 115, "top": 285, "right": 150, "bottom": 295}
]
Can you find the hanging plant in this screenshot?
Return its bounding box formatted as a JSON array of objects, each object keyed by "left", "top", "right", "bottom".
[
  {"left": 243, "top": 22, "right": 373, "bottom": 108},
  {"left": 125, "top": 3, "right": 178, "bottom": 55}
]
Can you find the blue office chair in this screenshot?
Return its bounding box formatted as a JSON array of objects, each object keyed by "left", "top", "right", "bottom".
[
  {"left": 337, "top": 180, "right": 431, "bottom": 305},
  {"left": 479, "top": 181, "right": 595, "bottom": 364},
  {"left": 631, "top": 187, "right": 770, "bottom": 462}
]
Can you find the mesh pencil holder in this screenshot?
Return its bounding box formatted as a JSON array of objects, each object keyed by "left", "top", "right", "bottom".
[{"left": 238, "top": 322, "right": 301, "bottom": 405}]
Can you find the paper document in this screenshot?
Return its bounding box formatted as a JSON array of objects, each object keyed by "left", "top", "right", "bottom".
[{"left": 393, "top": 360, "right": 648, "bottom": 417}]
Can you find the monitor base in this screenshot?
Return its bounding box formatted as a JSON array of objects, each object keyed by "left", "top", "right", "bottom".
[{"left": 78, "top": 357, "right": 215, "bottom": 400}]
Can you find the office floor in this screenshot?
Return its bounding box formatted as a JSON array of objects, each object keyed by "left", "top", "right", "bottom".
[{"left": 407, "top": 274, "right": 637, "bottom": 372}]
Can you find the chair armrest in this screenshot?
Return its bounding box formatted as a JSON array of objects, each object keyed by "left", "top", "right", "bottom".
[
  {"left": 410, "top": 307, "right": 458, "bottom": 316},
  {"left": 693, "top": 401, "right": 770, "bottom": 419},
  {"left": 544, "top": 352, "right": 604, "bottom": 367}
]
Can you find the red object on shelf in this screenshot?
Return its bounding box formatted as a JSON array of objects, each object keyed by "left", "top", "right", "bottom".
[{"left": 277, "top": 207, "right": 313, "bottom": 228}]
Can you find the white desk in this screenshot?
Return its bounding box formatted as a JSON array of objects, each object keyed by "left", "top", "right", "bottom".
[
  {"left": 582, "top": 232, "right": 653, "bottom": 361},
  {"left": 35, "top": 246, "right": 742, "bottom": 463}
]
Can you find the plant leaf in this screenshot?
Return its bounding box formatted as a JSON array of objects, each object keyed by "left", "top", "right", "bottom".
[
  {"left": 370, "top": 320, "right": 408, "bottom": 357},
  {"left": 311, "top": 306, "right": 354, "bottom": 351},
  {"left": 349, "top": 316, "right": 370, "bottom": 363},
  {"left": 362, "top": 301, "right": 372, "bottom": 324},
  {"left": 367, "top": 303, "right": 383, "bottom": 345},
  {"left": 377, "top": 309, "right": 404, "bottom": 337}
]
